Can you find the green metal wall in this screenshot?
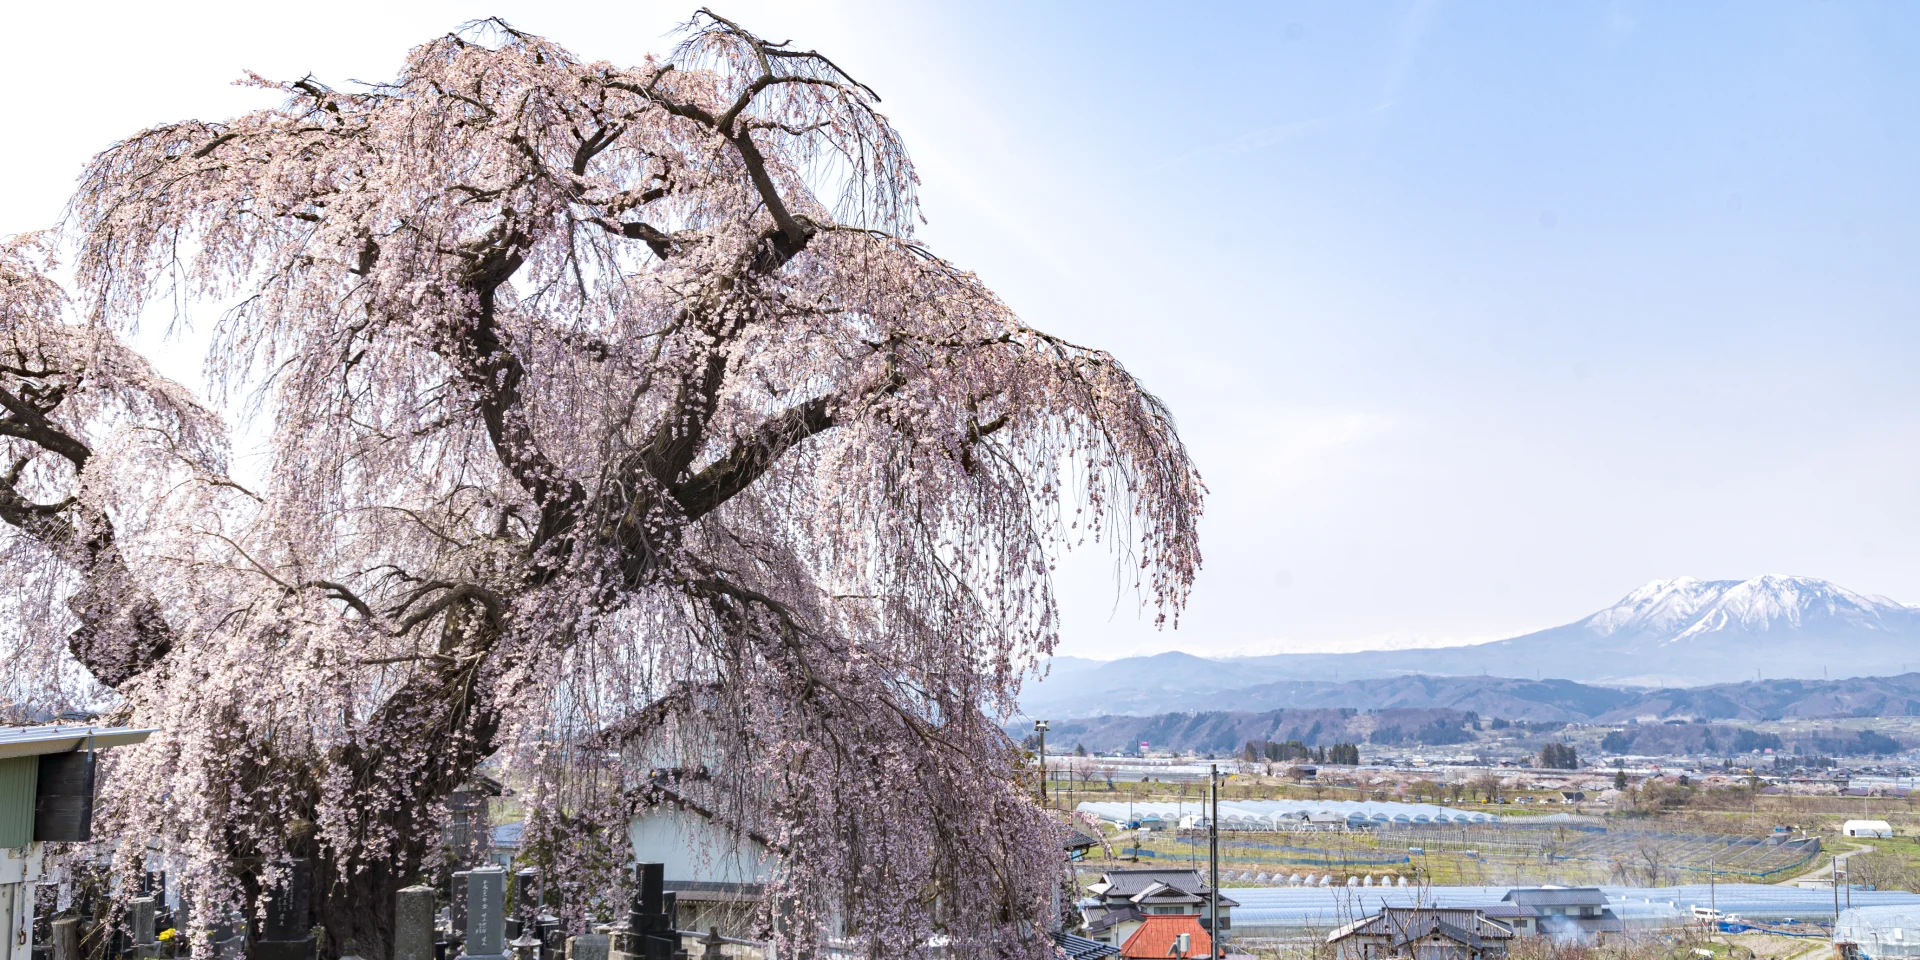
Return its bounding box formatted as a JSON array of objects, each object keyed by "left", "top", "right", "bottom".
[{"left": 0, "top": 756, "right": 37, "bottom": 847}]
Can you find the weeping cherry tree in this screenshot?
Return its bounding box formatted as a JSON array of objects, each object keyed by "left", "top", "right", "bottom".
[{"left": 0, "top": 12, "right": 1202, "bottom": 958}]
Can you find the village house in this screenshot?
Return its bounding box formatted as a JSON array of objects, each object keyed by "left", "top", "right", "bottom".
[
  {"left": 1488, "top": 887, "right": 1623, "bottom": 939},
  {"left": 1327, "top": 907, "right": 1515, "bottom": 960},
  {"left": 1120, "top": 915, "right": 1212, "bottom": 960},
  {"left": 1081, "top": 868, "right": 1238, "bottom": 947}
]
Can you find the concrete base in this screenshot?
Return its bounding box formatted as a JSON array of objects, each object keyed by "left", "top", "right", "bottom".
[{"left": 254, "top": 938, "right": 318, "bottom": 960}]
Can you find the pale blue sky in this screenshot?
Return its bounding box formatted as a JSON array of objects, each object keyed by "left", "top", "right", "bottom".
[{"left": 4, "top": 2, "right": 1918, "bottom": 658}]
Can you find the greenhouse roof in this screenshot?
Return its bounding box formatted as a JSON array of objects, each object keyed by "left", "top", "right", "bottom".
[
  {"left": 1226, "top": 884, "right": 1920, "bottom": 934},
  {"left": 1838, "top": 904, "right": 1920, "bottom": 950},
  {"left": 1075, "top": 799, "right": 1499, "bottom": 825}
]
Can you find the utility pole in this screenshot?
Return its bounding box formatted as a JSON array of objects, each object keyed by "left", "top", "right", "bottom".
[
  {"left": 1209, "top": 763, "right": 1221, "bottom": 960},
  {"left": 1036, "top": 719, "right": 1050, "bottom": 805},
  {"left": 1709, "top": 843, "right": 1716, "bottom": 926}
]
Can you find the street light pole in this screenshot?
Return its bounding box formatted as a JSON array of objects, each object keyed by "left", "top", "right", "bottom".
[
  {"left": 1036, "top": 720, "right": 1050, "bottom": 805},
  {"left": 1210, "top": 763, "right": 1221, "bottom": 960}
]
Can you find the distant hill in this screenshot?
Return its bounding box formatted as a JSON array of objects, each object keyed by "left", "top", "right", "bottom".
[
  {"left": 1023, "top": 673, "right": 1920, "bottom": 753},
  {"left": 1592, "top": 674, "right": 1920, "bottom": 723},
  {"left": 1039, "top": 707, "right": 1466, "bottom": 756},
  {"left": 1022, "top": 575, "right": 1920, "bottom": 717},
  {"left": 1020, "top": 672, "right": 1634, "bottom": 722}
]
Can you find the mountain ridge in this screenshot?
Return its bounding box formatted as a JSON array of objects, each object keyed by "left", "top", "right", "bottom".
[
  {"left": 1024, "top": 575, "right": 1920, "bottom": 718},
  {"left": 1026, "top": 673, "right": 1920, "bottom": 753}
]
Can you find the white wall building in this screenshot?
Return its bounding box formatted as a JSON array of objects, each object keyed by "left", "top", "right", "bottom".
[{"left": 628, "top": 785, "right": 774, "bottom": 936}]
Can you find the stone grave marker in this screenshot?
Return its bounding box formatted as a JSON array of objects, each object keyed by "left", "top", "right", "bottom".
[
  {"left": 451, "top": 870, "right": 471, "bottom": 945},
  {"left": 255, "top": 859, "right": 317, "bottom": 960},
  {"left": 564, "top": 934, "right": 608, "bottom": 960},
  {"left": 394, "top": 885, "right": 438, "bottom": 960},
  {"left": 460, "top": 866, "right": 509, "bottom": 960},
  {"left": 128, "top": 896, "right": 157, "bottom": 952}
]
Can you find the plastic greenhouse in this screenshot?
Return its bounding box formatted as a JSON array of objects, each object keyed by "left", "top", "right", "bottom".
[
  {"left": 1838, "top": 905, "right": 1920, "bottom": 957},
  {"left": 1075, "top": 799, "right": 1499, "bottom": 829}
]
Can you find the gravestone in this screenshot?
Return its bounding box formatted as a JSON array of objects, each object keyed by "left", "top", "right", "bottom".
[
  {"left": 394, "top": 885, "right": 439, "bottom": 960},
  {"left": 507, "top": 868, "right": 539, "bottom": 944},
  {"left": 612, "top": 864, "right": 684, "bottom": 960},
  {"left": 255, "top": 859, "right": 317, "bottom": 960},
  {"left": 451, "top": 871, "right": 471, "bottom": 945},
  {"left": 207, "top": 914, "right": 247, "bottom": 960},
  {"left": 515, "top": 868, "right": 539, "bottom": 918},
  {"left": 460, "top": 866, "right": 509, "bottom": 960},
  {"left": 129, "top": 896, "right": 157, "bottom": 943},
  {"left": 563, "top": 934, "right": 608, "bottom": 960},
  {"left": 537, "top": 916, "right": 565, "bottom": 960}
]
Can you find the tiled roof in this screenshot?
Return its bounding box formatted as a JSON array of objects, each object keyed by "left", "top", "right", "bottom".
[
  {"left": 1131, "top": 881, "right": 1205, "bottom": 905},
  {"left": 1094, "top": 870, "right": 1237, "bottom": 908},
  {"left": 1083, "top": 906, "right": 1142, "bottom": 935},
  {"left": 1120, "top": 915, "right": 1212, "bottom": 959},
  {"left": 490, "top": 821, "right": 525, "bottom": 847},
  {"left": 1098, "top": 870, "right": 1211, "bottom": 897},
  {"left": 1329, "top": 908, "right": 1515, "bottom": 945},
  {"left": 1504, "top": 887, "right": 1608, "bottom": 907},
  {"left": 1052, "top": 931, "right": 1122, "bottom": 960},
  {"left": 1479, "top": 903, "right": 1536, "bottom": 918},
  {"left": 1391, "top": 915, "right": 1484, "bottom": 950}
]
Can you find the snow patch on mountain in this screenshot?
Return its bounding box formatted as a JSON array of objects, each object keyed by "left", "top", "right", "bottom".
[
  {"left": 1578, "top": 574, "right": 1912, "bottom": 644},
  {"left": 1021, "top": 574, "right": 1920, "bottom": 715}
]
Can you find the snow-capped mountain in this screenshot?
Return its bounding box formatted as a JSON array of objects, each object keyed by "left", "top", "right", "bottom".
[
  {"left": 1018, "top": 575, "right": 1920, "bottom": 717},
  {"left": 1583, "top": 575, "right": 1911, "bottom": 642},
  {"left": 1493, "top": 574, "right": 1920, "bottom": 684}
]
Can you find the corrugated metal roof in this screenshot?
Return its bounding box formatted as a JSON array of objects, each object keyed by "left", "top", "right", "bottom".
[{"left": 0, "top": 725, "right": 155, "bottom": 760}]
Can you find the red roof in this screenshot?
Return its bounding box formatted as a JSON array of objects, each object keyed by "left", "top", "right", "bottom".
[{"left": 1119, "top": 914, "right": 1213, "bottom": 959}]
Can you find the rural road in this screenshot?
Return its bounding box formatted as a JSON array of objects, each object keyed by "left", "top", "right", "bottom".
[{"left": 1783, "top": 841, "right": 1873, "bottom": 886}]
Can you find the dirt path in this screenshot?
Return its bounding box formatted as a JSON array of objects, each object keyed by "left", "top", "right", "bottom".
[{"left": 1782, "top": 840, "right": 1873, "bottom": 886}]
